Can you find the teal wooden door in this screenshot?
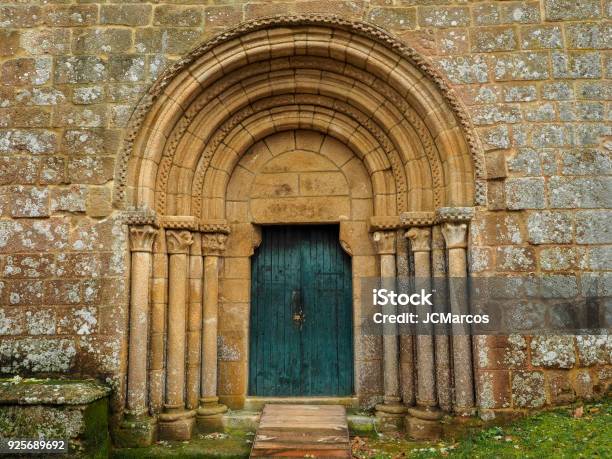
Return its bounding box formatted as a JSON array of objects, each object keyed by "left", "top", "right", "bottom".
[{"left": 249, "top": 225, "right": 353, "bottom": 396}]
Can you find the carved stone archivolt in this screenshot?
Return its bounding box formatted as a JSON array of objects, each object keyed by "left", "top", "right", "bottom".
[{"left": 117, "top": 15, "right": 482, "bottom": 442}]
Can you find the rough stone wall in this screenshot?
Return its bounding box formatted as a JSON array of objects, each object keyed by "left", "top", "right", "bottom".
[{"left": 0, "top": 0, "right": 610, "bottom": 413}]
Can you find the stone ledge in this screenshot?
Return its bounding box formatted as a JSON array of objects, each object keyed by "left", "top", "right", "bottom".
[{"left": 0, "top": 377, "right": 110, "bottom": 405}]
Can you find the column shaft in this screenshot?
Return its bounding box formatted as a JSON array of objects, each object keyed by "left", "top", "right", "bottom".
[
  {"left": 186, "top": 234, "right": 203, "bottom": 410},
  {"left": 126, "top": 225, "right": 157, "bottom": 416}
]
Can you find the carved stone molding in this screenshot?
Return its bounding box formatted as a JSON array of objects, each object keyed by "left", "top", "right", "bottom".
[
  {"left": 200, "top": 219, "right": 230, "bottom": 234},
  {"left": 436, "top": 207, "right": 475, "bottom": 223},
  {"left": 201, "top": 232, "right": 227, "bottom": 256},
  {"left": 400, "top": 212, "right": 436, "bottom": 227},
  {"left": 369, "top": 216, "right": 401, "bottom": 232},
  {"left": 161, "top": 215, "right": 199, "bottom": 231},
  {"left": 129, "top": 225, "right": 158, "bottom": 253},
  {"left": 123, "top": 209, "right": 159, "bottom": 228},
  {"left": 405, "top": 227, "right": 432, "bottom": 253},
  {"left": 441, "top": 223, "right": 468, "bottom": 250},
  {"left": 372, "top": 230, "right": 396, "bottom": 255},
  {"left": 166, "top": 230, "right": 194, "bottom": 255}
]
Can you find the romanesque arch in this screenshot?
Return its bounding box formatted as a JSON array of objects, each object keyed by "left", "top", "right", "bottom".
[{"left": 117, "top": 15, "right": 481, "bottom": 442}]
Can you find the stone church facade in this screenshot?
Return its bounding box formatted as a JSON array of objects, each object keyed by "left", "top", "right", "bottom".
[{"left": 0, "top": 0, "right": 609, "bottom": 446}]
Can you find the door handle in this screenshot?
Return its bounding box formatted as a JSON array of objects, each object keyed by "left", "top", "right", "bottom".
[{"left": 290, "top": 289, "right": 305, "bottom": 328}]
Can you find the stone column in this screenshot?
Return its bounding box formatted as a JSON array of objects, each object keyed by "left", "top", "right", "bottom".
[
  {"left": 186, "top": 233, "right": 203, "bottom": 410},
  {"left": 158, "top": 229, "right": 196, "bottom": 440},
  {"left": 373, "top": 230, "right": 406, "bottom": 428},
  {"left": 118, "top": 224, "right": 158, "bottom": 447},
  {"left": 440, "top": 208, "right": 475, "bottom": 416},
  {"left": 197, "top": 231, "right": 228, "bottom": 431},
  {"left": 432, "top": 225, "right": 452, "bottom": 412},
  {"left": 405, "top": 227, "right": 442, "bottom": 439}
]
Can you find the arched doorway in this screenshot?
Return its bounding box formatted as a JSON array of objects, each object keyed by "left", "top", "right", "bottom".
[{"left": 117, "top": 15, "right": 482, "bottom": 442}]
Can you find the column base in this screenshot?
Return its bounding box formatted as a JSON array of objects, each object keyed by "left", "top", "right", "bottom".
[
  {"left": 375, "top": 402, "right": 407, "bottom": 431},
  {"left": 114, "top": 413, "right": 157, "bottom": 448},
  {"left": 158, "top": 409, "right": 196, "bottom": 441},
  {"left": 406, "top": 407, "right": 443, "bottom": 440},
  {"left": 196, "top": 398, "right": 228, "bottom": 433}
]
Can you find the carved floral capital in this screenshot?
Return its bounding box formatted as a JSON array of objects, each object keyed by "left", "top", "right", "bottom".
[
  {"left": 202, "top": 232, "right": 228, "bottom": 256},
  {"left": 166, "top": 230, "right": 194, "bottom": 254},
  {"left": 129, "top": 225, "right": 157, "bottom": 253},
  {"left": 441, "top": 222, "right": 468, "bottom": 249},
  {"left": 405, "top": 227, "right": 431, "bottom": 252},
  {"left": 372, "top": 230, "right": 396, "bottom": 255}
]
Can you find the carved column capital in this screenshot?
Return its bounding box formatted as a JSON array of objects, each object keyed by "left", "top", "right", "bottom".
[
  {"left": 441, "top": 222, "right": 468, "bottom": 249},
  {"left": 405, "top": 227, "right": 432, "bottom": 252},
  {"left": 372, "top": 230, "right": 396, "bottom": 255},
  {"left": 129, "top": 225, "right": 157, "bottom": 253},
  {"left": 201, "top": 232, "right": 228, "bottom": 256},
  {"left": 166, "top": 230, "right": 194, "bottom": 254}
]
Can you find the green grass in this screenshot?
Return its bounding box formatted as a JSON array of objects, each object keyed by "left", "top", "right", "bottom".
[{"left": 354, "top": 399, "right": 611, "bottom": 458}]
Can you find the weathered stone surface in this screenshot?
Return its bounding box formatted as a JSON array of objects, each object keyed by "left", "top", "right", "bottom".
[
  {"left": 0, "top": 30, "right": 19, "bottom": 57},
  {"left": 471, "top": 27, "right": 517, "bottom": 52},
  {"left": 531, "top": 336, "right": 576, "bottom": 368},
  {"left": 527, "top": 211, "right": 573, "bottom": 244},
  {"left": 54, "top": 56, "right": 107, "bottom": 84},
  {"left": 1, "top": 58, "right": 51, "bottom": 86},
  {"left": 367, "top": 7, "right": 416, "bottom": 30},
  {"left": 73, "top": 29, "right": 133, "bottom": 54},
  {"left": 101, "top": 4, "right": 152, "bottom": 26},
  {"left": 0, "top": 339, "right": 76, "bottom": 373},
  {"left": 496, "top": 246, "right": 536, "bottom": 271},
  {"left": 520, "top": 25, "right": 563, "bottom": 49},
  {"left": 549, "top": 177, "right": 612, "bottom": 208},
  {"left": 154, "top": 5, "right": 203, "bottom": 27},
  {"left": 494, "top": 52, "right": 549, "bottom": 81},
  {"left": 505, "top": 178, "right": 546, "bottom": 209},
  {"left": 552, "top": 51, "right": 601, "bottom": 79},
  {"left": 545, "top": 0, "right": 601, "bottom": 21},
  {"left": 587, "top": 246, "right": 612, "bottom": 270},
  {"left": 20, "top": 28, "right": 71, "bottom": 56},
  {"left": 576, "top": 211, "right": 612, "bottom": 244},
  {"left": 436, "top": 56, "right": 488, "bottom": 84},
  {"left": 419, "top": 6, "right": 469, "bottom": 27},
  {"left": 512, "top": 371, "right": 546, "bottom": 408},
  {"left": 540, "top": 247, "right": 586, "bottom": 271},
  {"left": 500, "top": 1, "right": 540, "bottom": 24},
  {"left": 43, "top": 5, "right": 97, "bottom": 27},
  {"left": 10, "top": 186, "right": 49, "bottom": 218}
]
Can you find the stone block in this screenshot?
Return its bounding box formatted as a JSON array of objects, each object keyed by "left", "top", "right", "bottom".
[
  {"left": 154, "top": 5, "right": 203, "bottom": 27},
  {"left": 481, "top": 213, "right": 524, "bottom": 245},
  {"left": 503, "top": 84, "right": 537, "bottom": 102},
  {"left": 20, "top": 28, "right": 71, "bottom": 55},
  {"left": 73, "top": 29, "right": 133, "bottom": 54},
  {"left": 55, "top": 57, "right": 107, "bottom": 84},
  {"left": 135, "top": 28, "right": 201, "bottom": 55},
  {"left": 367, "top": 7, "right": 417, "bottom": 30},
  {"left": 205, "top": 6, "right": 243, "bottom": 29},
  {"left": 587, "top": 247, "right": 612, "bottom": 270},
  {"left": 87, "top": 187, "right": 112, "bottom": 218},
  {"left": 526, "top": 211, "right": 573, "bottom": 244},
  {"left": 549, "top": 177, "right": 612, "bottom": 208},
  {"left": 524, "top": 102, "right": 556, "bottom": 122},
  {"left": 575, "top": 81, "right": 610, "bottom": 100},
  {"left": 566, "top": 23, "right": 611, "bottom": 49},
  {"left": 552, "top": 51, "right": 601, "bottom": 79},
  {"left": 51, "top": 185, "right": 88, "bottom": 213},
  {"left": 542, "top": 82, "right": 573, "bottom": 100},
  {"left": 73, "top": 86, "right": 105, "bottom": 105},
  {"left": 511, "top": 371, "right": 545, "bottom": 408},
  {"left": 15, "top": 87, "right": 66, "bottom": 106},
  {"left": 1, "top": 58, "right": 51, "bottom": 86},
  {"left": 545, "top": 0, "right": 601, "bottom": 20},
  {"left": 496, "top": 246, "right": 536, "bottom": 271},
  {"left": 0, "top": 5, "right": 42, "bottom": 28},
  {"left": 540, "top": 247, "right": 586, "bottom": 271},
  {"left": 494, "top": 52, "right": 549, "bottom": 81},
  {"left": 0, "top": 339, "right": 75, "bottom": 373},
  {"left": 62, "top": 129, "right": 121, "bottom": 156},
  {"left": 576, "top": 211, "right": 612, "bottom": 244},
  {"left": 520, "top": 25, "right": 562, "bottom": 49},
  {"left": 531, "top": 336, "right": 575, "bottom": 368},
  {"left": 500, "top": 1, "right": 541, "bottom": 24},
  {"left": 436, "top": 29, "right": 469, "bottom": 55},
  {"left": 43, "top": 5, "right": 97, "bottom": 27},
  {"left": 472, "top": 4, "right": 499, "bottom": 25},
  {"left": 472, "top": 105, "right": 521, "bottom": 126},
  {"left": 68, "top": 157, "right": 115, "bottom": 185},
  {"left": 471, "top": 27, "right": 517, "bottom": 52},
  {"left": 576, "top": 335, "right": 612, "bottom": 366},
  {"left": 479, "top": 125, "right": 510, "bottom": 150},
  {"left": 53, "top": 106, "right": 106, "bottom": 128},
  {"left": 0, "top": 379, "right": 110, "bottom": 456},
  {"left": 0, "top": 31, "right": 19, "bottom": 57},
  {"left": 546, "top": 371, "right": 576, "bottom": 405},
  {"left": 505, "top": 177, "right": 545, "bottom": 209},
  {"left": 101, "top": 4, "right": 152, "bottom": 26},
  {"left": 10, "top": 186, "right": 49, "bottom": 218},
  {"left": 108, "top": 56, "right": 145, "bottom": 82},
  {"left": 419, "top": 6, "right": 469, "bottom": 27},
  {"left": 531, "top": 124, "right": 571, "bottom": 148},
  {"left": 572, "top": 370, "right": 594, "bottom": 399},
  {"left": 476, "top": 370, "right": 511, "bottom": 409},
  {"left": 436, "top": 56, "right": 488, "bottom": 84}
]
